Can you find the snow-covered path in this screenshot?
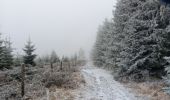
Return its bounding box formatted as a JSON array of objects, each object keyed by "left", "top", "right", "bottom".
[{"left": 76, "top": 64, "right": 137, "bottom": 100}]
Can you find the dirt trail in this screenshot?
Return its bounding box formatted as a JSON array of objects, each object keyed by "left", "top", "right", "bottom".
[
  {"left": 45, "top": 63, "right": 142, "bottom": 100},
  {"left": 75, "top": 64, "right": 137, "bottom": 100}
]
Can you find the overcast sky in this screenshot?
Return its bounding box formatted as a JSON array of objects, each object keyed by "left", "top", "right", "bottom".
[{"left": 0, "top": 0, "right": 116, "bottom": 57}]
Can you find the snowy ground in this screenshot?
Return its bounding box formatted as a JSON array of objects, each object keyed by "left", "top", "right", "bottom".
[{"left": 75, "top": 63, "right": 138, "bottom": 100}]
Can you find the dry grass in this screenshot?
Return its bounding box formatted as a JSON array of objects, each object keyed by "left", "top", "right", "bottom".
[
  {"left": 0, "top": 62, "right": 86, "bottom": 100},
  {"left": 49, "top": 88, "right": 75, "bottom": 100},
  {"left": 42, "top": 63, "right": 85, "bottom": 100},
  {"left": 47, "top": 71, "right": 85, "bottom": 100},
  {"left": 43, "top": 63, "right": 85, "bottom": 89},
  {"left": 125, "top": 81, "right": 170, "bottom": 100}
]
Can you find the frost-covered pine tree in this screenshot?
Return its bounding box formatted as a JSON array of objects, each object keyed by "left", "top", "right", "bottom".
[
  {"left": 23, "top": 38, "right": 37, "bottom": 66},
  {"left": 115, "top": 0, "right": 170, "bottom": 81},
  {"left": 100, "top": 19, "right": 116, "bottom": 69},
  {"left": 92, "top": 0, "right": 170, "bottom": 81},
  {"left": 111, "top": 0, "right": 136, "bottom": 71},
  {"left": 50, "top": 50, "right": 60, "bottom": 64},
  {"left": 104, "top": 26, "right": 121, "bottom": 71},
  {"left": 3, "top": 38, "right": 13, "bottom": 68},
  {"left": 91, "top": 26, "right": 105, "bottom": 67},
  {"left": 0, "top": 35, "right": 13, "bottom": 69},
  {"left": 92, "top": 19, "right": 114, "bottom": 67},
  {"left": 0, "top": 35, "right": 5, "bottom": 69}
]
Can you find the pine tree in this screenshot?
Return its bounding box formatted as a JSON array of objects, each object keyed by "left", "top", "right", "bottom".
[
  {"left": 0, "top": 34, "right": 5, "bottom": 69},
  {"left": 113, "top": 0, "right": 170, "bottom": 80},
  {"left": 23, "top": 38, "right": 36, "bottom": 66},
  {"left": 100, "top": 19, "right": 116, "bottom": 69},
  {"left": 50, "top": 50, "right": 59, "bottom": 63},
  {"left": 3, "top": 38, "right": 13, "bottom": 68},
  {"left": 92, "top": 0, "right": 170, "bottom": 81},
  {"left": 92, "top": 19, "right": 114, "bottom": 67},
  {"left": 0, "top": 35, "right": 13, "bottom": 69},
  {"left": 112, "top": 0, "right": 140, "bottom": 70},
  {"left": 92, "top": 25, "right": 105, "bottom": 67}
]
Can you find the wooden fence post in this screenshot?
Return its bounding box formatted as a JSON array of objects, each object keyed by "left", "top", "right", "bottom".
[
  {"left": 21, "top": 64, "right": 25, "bottom": 97},
  {"left": 68, "top": 62, "right": 70, "bottom": 71},
  {"left": 60, "top": 61, "right": 63, "bottom": 71},
  {"left": 50, "top": 62, "right": 53, "bottom": 72}
]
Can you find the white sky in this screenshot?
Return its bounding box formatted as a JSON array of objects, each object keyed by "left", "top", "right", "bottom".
[{"left": 0, "top": 0, "right": 116, "bottom": 57}]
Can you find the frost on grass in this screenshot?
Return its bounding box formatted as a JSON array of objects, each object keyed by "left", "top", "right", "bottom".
[{"left": 0, "top": 63, "right": 84, "bottom": 100}]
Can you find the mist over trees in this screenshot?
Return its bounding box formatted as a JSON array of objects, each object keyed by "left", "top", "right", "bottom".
[
  {"left": 92, "top": 0, "right": 170, "bottom": 81},
  {"left": 2, "top": 0, "right": 170, "bottom": 99}
]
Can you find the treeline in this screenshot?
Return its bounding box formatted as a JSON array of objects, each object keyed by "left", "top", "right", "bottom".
[
  {"left": 0, "top": 33, "right": 86, "bottom": 70},
  {"left": 36, "top": 48, "right": 86, "bottom": 68},
  {"left": 92, "top": 0, "right": 170, "bottom": 81}
]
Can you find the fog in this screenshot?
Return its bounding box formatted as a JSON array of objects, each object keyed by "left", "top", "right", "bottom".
[{"left": 0, "top": 0, "right": 116, "bottom": 57}]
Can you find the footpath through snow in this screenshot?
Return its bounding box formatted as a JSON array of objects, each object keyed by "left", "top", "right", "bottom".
[{"left": 75, "top": 63, "right": 137, "bottom": 100}]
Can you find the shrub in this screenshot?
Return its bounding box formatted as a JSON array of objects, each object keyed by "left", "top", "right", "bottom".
[{"left": 42, "top": 64, "right": 80, "bottom": 89}]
